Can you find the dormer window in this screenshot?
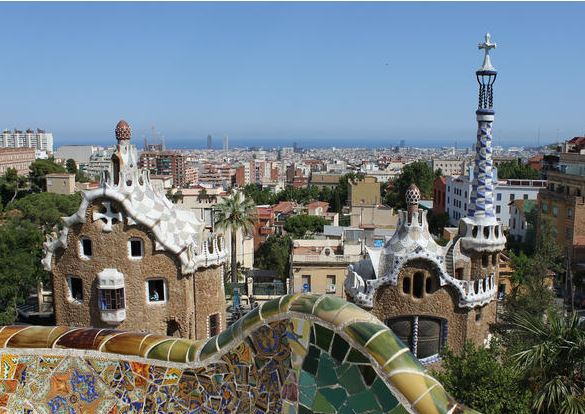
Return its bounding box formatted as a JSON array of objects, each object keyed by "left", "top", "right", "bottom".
[
  {"left": 128, "top": 238, "right": 144, "bottom": 259},
  {"left": 97, "top": 268, "right": 126, "bottom": 324},
  {"left": 80, "top": 238, "right": 92, "bottom": 259}
]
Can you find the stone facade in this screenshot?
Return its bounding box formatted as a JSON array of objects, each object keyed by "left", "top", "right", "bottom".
[{"left": 43, "top": 120, "right": 227, "bottom": 340}]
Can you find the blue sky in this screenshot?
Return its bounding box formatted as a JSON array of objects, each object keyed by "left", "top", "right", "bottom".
[{"left": 1, "top": 2, "right": 584, "bottom": 148}]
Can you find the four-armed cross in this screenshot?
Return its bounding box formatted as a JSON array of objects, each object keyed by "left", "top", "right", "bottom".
[{"left": 478, "top": 33, "right": 497, "bottom": 71}]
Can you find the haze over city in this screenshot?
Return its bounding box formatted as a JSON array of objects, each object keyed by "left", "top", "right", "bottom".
[{"left": 2, "top": 1, "right": 585, "bottom": 148}]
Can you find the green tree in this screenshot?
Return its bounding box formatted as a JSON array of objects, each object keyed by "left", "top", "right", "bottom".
[
  {"left": 510, "top": 311, "right": 585, "bottom": 414},
  {"left": 385, "top": 161, "right": 436, "bottom": 209},
  {"left": 427, "top": 210, "right": 449, "bottom": 236},
  {"left": 497, "top": 160, "right": 539, "bottom": 180},
  {"left": 214, "top": 192, "right": 256, "bottom": 284},
  {"left": 166, "top": 189, "right": 183, "bottom": 204},
  {"left": 29, "top": 159, "right": 66, "bottom": 192},
  {"left": 10, "top": 192, "right": 82, "bottom": 229},
  {"left": 284, "top": 214, "right": 329, "bottom": 239},
  {"left": 254, "top": 235, "right": 292, "bottom": 279},
  {"left": 0, "top": 219, "right": 49, "bottom": 324},
  {"left": 65, "top": 159, "right": 78, "bottom": 174},
  {"left": 433, "top": 342, "right": 532, "bottom": 414},
  {"left": 0, "top": 168, "right": 29, "bottom": 207},
  {"left": 242, "top": 184, "right": 275, "bottom": 205}
]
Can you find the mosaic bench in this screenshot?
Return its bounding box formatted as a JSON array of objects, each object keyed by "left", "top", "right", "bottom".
[{"left": 0, "top": 294, "right": 479, "bottom": 414}]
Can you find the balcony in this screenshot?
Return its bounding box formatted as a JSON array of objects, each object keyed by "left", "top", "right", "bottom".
[{"left": 292, "top": 254, "right": 361, "bottom": 264}]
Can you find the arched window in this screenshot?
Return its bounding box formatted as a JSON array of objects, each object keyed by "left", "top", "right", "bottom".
[
  {"left": 482, "top": 254, "right": 489, "bottom": 267},
  {"left": 402, "top": 277, "right": 411, "bottom": 294},
  {"left": 386, "top": 316, "right": 447, "bottom": 361},
  {"left": 413, "top": 272, "right": 425, "bottom": 299},
  {"left": 425, "top": 276, "right": 434, "bottom": 294}
]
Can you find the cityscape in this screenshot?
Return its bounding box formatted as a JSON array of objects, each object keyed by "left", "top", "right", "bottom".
[{"left": 0, "top": 2, "right": 583, "bottom": 414}]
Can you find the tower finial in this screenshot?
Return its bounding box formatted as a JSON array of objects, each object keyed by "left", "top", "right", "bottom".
[{"left": 478, "top": 33, "right": 497, "bottom": 71}]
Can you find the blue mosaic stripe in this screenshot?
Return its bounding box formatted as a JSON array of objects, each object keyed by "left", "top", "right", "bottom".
[{"left": 468, "top": 120, "right": 495, "bottom": 218}]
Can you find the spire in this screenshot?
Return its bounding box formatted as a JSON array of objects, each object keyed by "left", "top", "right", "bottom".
[{"left": 468, "top": 34, "right": 498, "bottom": 219}]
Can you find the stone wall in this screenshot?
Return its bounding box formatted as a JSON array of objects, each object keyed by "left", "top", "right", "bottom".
[
  {"left": 52, "top": 199, "right": 223, "bottom": 340},
  {"left": 370, "top": 259, "right": 490, "bottom": 354}
]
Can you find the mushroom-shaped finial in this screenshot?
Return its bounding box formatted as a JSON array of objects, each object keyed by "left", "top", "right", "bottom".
[
  {"left": 405, "top": 183, "right": 421, "bottom": 206},
  {"left": 115, "top": 120, "right": 131, "bottom": 141}
]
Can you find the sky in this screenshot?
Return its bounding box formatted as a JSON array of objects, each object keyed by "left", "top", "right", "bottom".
[{"left": 1, "top": 2, "right": 584, "bottom": 149}]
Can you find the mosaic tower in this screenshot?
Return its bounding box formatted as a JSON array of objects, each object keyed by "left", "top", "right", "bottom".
[{"left": 460, "top": 33, "right": 506, "bottom": 252}]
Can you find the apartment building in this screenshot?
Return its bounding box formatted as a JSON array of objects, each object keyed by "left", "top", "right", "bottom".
[
  {"left": 445, "top": 168, "right": 546, "bottom": 227},
  {"left": 0, "top": 147, "right": 35, "bottom": 176},
  {"left": 0, "top": 128, "right": 54, "bottom": 153},
  {"left": 290, "top": 239, "right": 362, "bottom": 297},
  {"left": 139, "top": 151, "right": 192, "bottom": 187},
  {"left": 431, "top": 159, "right": 468, "bottom": 176}
]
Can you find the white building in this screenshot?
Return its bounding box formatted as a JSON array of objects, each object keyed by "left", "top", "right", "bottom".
[
  {"left": 1, "top": 129, "right": 54, "bottom": 153},
  {"left": 431, "top": 159, "right": 469, "bottom": 176},
  {"left": 445, "top": 167, "right": 545, "bottom": 228},
  {"left": 55, "top": 145, "right": 100, "bottom": 169},
  {"left": 86, "top": 147, "right": 114, "bottom": 179}
]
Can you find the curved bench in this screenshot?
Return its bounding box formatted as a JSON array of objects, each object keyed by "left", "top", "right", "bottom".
[{"left": 0, "top": 294, "right": 479, "bottom": 414}]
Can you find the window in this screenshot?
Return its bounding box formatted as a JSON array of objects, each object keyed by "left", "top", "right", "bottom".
[
  {"left": 542, "top": 203, "right": 548, "bottom": 213},
  {"left": 147, "top": 279, "right": 166, "bottom": 302},
  {"left": 496, "top": 205, "right": 501, "bottom": 214},
  {"left": 482, "top": 255, "right": 489, "bottom": 267},
  {"left": 568, "top": 208, "right": 574, "bottom": 219},
  {"left": 403, "top": 277, "right": 411, "bottom": 294},
  {"left": 68, "top": 276, "right": 83, "bottom": 302},
  {"left": 99, "top": 288, "right": 125, "bottom": 310},
  {"left": 492, "top": 254, "right": 498, "bottom": 266},
  {"left": 301, "top": 275, "right": 311, "bottom": 292},
  {"left": 523, "top": 194, "right": 528, "bottom": 200},
  {"left": 386, "top": 316, "right": 447, "bottom": 361},
  {"left": 209, "top": 313, "right": 220, "bottom": 337},
  {"left": 326, "top": 275, "right": 336, "bottom": 294},
  {"left": 80, "top": 238, "right": 92, "bottom": 258},
  {"left": 496, "top": 193, "right": 502, "bottom": 201},
  {"left": 128, "top": 238, "right": 144, "bottom": 258},
  {"left": 413, "top": 272, "right": 425, "bottom": 299},
  {"left": 455, "top": 268, "right": 464, "bottom": 280},
  {"left": 552, "top": 205, "right": 559, "bottom": 217},
  {"left": 509, "top": 194, "right": 515, "bottom": 201}
]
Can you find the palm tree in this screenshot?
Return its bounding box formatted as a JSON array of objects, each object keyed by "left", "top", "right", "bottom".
[
  {"left": 510, "top": 310, "right": 585, "bottom": 414},
  {"left": 214, "top": 191, "right": 256, "bottom": 284}
]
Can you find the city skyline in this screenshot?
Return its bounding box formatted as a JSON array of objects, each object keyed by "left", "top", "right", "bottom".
[{"left": 1, "top": 2, "right": 585, "bottom": 148}]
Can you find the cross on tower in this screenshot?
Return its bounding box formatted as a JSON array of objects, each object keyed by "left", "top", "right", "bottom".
[{"left": 478, "top": 33, "right": 496, "bottom": 71}]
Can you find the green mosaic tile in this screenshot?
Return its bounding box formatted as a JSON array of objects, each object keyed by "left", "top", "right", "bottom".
[
  {"left": 371, "top": 377, "right": 399, "bottom": 412},
  {"left": 314, "top": 324, "right": 334, "bottom": 351},
  {"left": 346, "top": 347, "right": 370, "bottom": 364},
  {"left": 146, "top": 339, "right": 176, "bottom": 360},
  {"left": 299, "top": 371, "right": 317, "bottom": 407},
  {"left": 260, "top": 298, "right": 281, "bottom": 320},
  {"left": 289, "top": 294, "right": 320, "bottom": 314},
  {"left": 343, "top": 322, "right": 386, "bottom": 347},
  {"left": 364, "top": 330, "right": 406, "bottom": 367},
  {"left": 358, "top": 364, "right": 377, "bottom": 386},
  {"left": 216, "top": 325, "right": 236, "bottom": 350},
  {"left": 298, "top": 404, "right": 313, "bottom": 414},
  {"left": 302, "top": 345, "right": 321, "bottom": 376},
  {"left": 316, "top": 353, "right": 337, "bottom": 387},
  {"left": 388, "top": 405, "right": 410, "bottom": 414},
  {"left": 278, "top": 294, "right": 301, "bottom": 313},
  {"left": 167, "top": 339, "right": 194, "bottom": 363},
  {"left": 312, "top": 391, "right": 336, "bottom": 413},
  {"left": 198, "top": 337, "right": 218, "bottom": 361},
  {"left": 330, "top": 334, "right": 350, "bottom": 363},
  {"left": 338, "top": 364, "right": 365, "bottom": 395},
  {"left": 345, "top": 389, "right": 381, "bottom": 413},
  {"left": 319, "top": 387, "right": 347, "bottom": 410},
  {"left": 311, "top": 295, "right": 347, "bottom": 322},
  {"left": 240, "top": 307, "right": 261, "bottom": 333}
]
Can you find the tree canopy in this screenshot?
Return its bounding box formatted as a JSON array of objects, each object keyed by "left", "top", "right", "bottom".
[
  {"left": 497, "top": 160, "right": 540, "bottom": 180},
  {"left": 384, "top": 161, "right": 437, "bottom": 209},
  {"left": 254, "top": 235, "right": 292, "bottom": 279},
  {"left": 9, "top": 192, "right": 82, "bottom": 229},
  {"left": 29, "top": 159, "right": 67, "bottom": 192},
  {"left": 284, "top": 214, "right": 329, "bottom": 239},
  {"left": 65, "top": 159, "right": 77, "bottom": 174},
  {"left": 0, "top": 219, "right": 49, "bottom": 324}
]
